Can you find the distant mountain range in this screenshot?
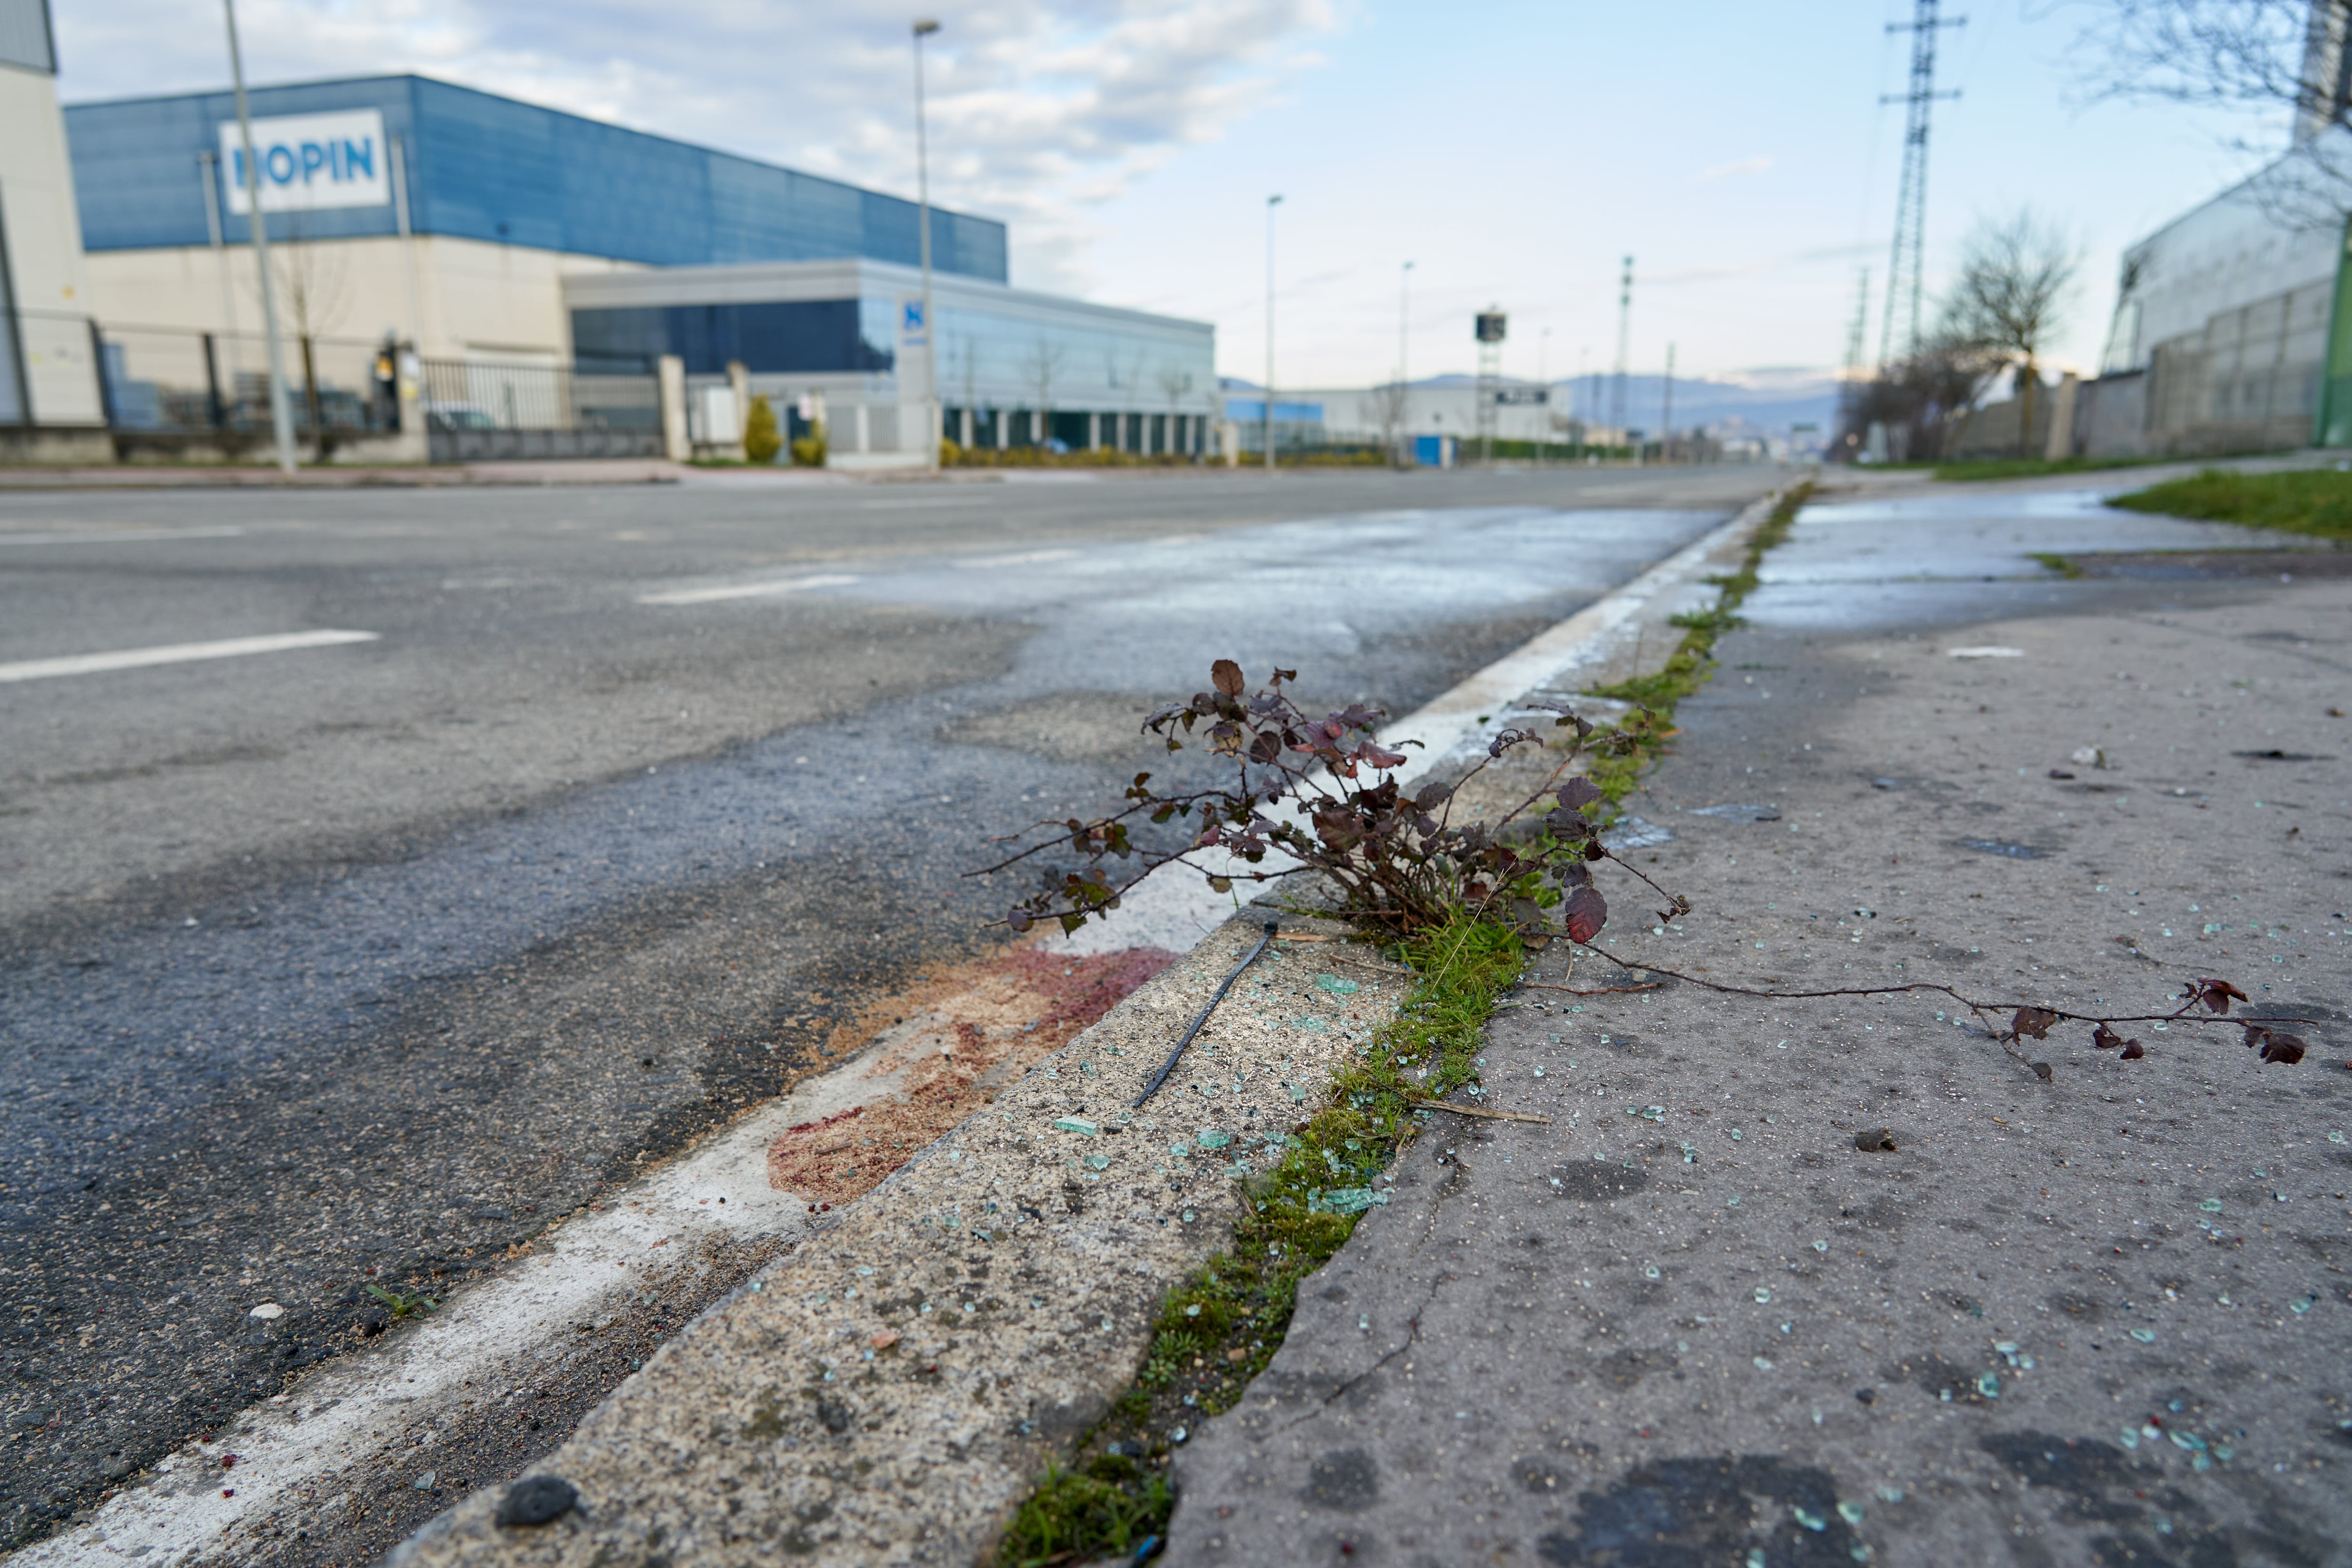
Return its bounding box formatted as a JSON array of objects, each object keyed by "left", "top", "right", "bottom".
[{"left": 1219, "top": 371, "right": 1840, "bottom": 438}]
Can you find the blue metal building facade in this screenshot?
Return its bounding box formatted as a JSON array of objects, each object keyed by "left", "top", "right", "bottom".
[{"left": 63, "top": 75, "right": 1007, "bottom": 281}]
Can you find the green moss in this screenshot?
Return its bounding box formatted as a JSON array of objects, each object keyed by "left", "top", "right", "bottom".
[
  {"left": 992, "top": 911, "right": 1524, "bottom": 1565},
  {"left": 994, "top": 1460, "right": 1170, "bottom": 1567},
  {"left": 2026, "top": 551, "right": 2082, "bottom": 579},
  {"left": 2108, "top": 465, "right": 2352, "bottom": 542}
]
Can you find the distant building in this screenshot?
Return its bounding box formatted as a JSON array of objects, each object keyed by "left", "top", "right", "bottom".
[
  {"left": 33, "top": 69, "right": 1214, "bottom": 464},
  {"left": 0, "top": 0, "right": 107, "bottom": 455},
  {"left": 2074, "top": 1, "right": 2352, "bottom": 455}
]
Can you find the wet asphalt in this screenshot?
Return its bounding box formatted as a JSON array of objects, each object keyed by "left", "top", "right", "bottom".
[{"left": 0, "top": 462, "right": 1779, "bottom": 1549}]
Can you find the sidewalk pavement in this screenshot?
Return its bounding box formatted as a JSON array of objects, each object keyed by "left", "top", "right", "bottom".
[{"left": 1169, "top": 473, "right": 2352, "bottom": 1565}]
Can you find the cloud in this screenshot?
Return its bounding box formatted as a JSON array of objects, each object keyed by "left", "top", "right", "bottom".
[
  {"left": 51, "top": 0, "right": 1342, "bottom": 291},
  {"left": 1697, "top": 154, "right": 1771, "bottom": 181}
]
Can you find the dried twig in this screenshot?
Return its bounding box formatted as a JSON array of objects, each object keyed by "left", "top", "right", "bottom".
[{"left": 1413, "top": 1100, "right": 1552, "bottom": 1126}]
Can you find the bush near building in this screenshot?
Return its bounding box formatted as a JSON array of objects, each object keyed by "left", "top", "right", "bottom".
[
  {"left": 789, "top": 422, "right": 827, "bottom": 468},
  {"left": 743, "top": 396, "right": 782, "bottom": 464}
]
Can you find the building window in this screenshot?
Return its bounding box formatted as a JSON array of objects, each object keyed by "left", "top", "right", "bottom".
[{"left": 570, "top": 301, "right": 893, "bottom": 375}]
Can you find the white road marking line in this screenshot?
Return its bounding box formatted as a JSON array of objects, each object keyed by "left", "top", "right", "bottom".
[
  {"left": 0, "top": 526, "right": 246, "bottom": 546},
  {"left": 637, "top": 573, "right": 859, "bottom": 605},
  {"left": 15, "top": 1091, "right": 822, "bottom": 1568},
  {"left": 958, "top": 547, "right": 1079, "bottom": 569},
  {"left": 0, "top": 629, "right": 379, "bottom": 685}
]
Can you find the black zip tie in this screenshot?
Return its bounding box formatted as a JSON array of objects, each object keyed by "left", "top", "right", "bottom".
[{"left": 1132, "top": 920, "right": 1280, "bottom": 1110}]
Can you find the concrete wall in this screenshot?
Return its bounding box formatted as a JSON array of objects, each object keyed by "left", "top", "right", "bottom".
[
  {"left": 0, "top": 57, "right": 104, "bottom": 425},
  {"left": 81, "top": 233, "right": 644, "bottom": 360}
]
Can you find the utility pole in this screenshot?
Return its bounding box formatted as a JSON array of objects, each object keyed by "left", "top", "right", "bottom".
[
  {"left": 1264, "top": 193, "right": 1282, "bottom": 471},
  {"left": 1608, "top": 255, "right": 1632, "bottom": 447},
  {"left": 223, "top": 0, "right": 297, "bottom": 473},
  {"left": 1659, "top": 342, "right": 1675, "bottom": 463},
  {"left": 1398, "top": 259, "right": 1413, "bottom": 457},
  {"left": 1878, "top": 0, "right": 1964, "bottom": 366},
  {"left": 913, "top": 18, "right": 941, "bottom": 471},
  {"left": 1840, "top": 264, "right": 1871, "bottom": 442}
]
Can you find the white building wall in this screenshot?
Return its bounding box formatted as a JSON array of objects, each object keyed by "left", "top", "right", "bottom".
[
  {"left": 81, "top": 234, "right": 644, "bottom": 361},
  {"left": 0, "top": 54, "right": 103, "bottom": 423},
  {"left": 2108, "top": 129, "right": 2351, "bottom": 371}
]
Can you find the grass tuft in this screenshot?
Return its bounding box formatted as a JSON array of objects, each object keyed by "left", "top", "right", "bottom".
[
  {"left": 992, "top": 911, "right": 1524, "bottom": 1564},
  {"left": 2107, "top": 465, "right": 2352, "bottom": 542}
]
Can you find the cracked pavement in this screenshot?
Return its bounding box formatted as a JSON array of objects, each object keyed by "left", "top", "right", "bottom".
[{"left": 1169, "top": 472, "right": 2352, "bottom": 1566}]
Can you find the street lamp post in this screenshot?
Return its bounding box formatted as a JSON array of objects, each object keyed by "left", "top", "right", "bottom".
[
  {"left": 1263, "top": 193, "right": 1282, "bottom": 472},
  {"left": 1398, "top": 259, "right": 1413, "bottom": 463},
  {"left": 222, "top": 0, "right": 297, "bottom": 474},
  {"left": 913, "top": 18, "right": 941, "bottom": 472}
]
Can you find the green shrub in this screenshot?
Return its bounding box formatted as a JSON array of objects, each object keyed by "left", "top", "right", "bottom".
[
  {"left": 788, "top": 421, "right": 827, "bottom": 468},
  {"left": 743, "top": 396, "right": 782, "bottom": 464}
]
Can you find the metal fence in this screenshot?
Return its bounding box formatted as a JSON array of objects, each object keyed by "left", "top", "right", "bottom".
[
  {"left": 416, "top": 358, "right": 661, "bottom": 462},
  {"left": 90, "top": 321, "right": 400, "bottom": 446}
]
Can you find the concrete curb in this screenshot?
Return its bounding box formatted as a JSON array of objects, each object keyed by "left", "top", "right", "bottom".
[{"left": 387, "top": 914, "right": 1399, "bottom": 1568}]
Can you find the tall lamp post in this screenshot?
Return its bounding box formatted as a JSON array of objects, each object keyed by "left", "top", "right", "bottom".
[
  {"left": 913, "top": 18, "right": 942, "bottom": 471},
  {"left": 222, "top": 0, "right": 296, "bottom": 473},
  {"left": 1398, "top": 259, "right": 1413, "bottom": 462},
  {"left": 1263, "top": 193, "right": 1282, "bottom": 471}
]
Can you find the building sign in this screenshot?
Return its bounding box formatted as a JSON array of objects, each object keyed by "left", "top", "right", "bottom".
[
  {"left": 220, "top": 110, "right": 389, "bottom": 214},
  {"left": 1494, "top": 387, "right": 1549, "bottom": 406},
  {"left": 899, "top": 298, "right": 927, "bottom": 347}
]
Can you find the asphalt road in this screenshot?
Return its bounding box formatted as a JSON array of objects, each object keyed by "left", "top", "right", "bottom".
[{"left": 0, "top": 461, "right": 1781, "bottom": 1550}]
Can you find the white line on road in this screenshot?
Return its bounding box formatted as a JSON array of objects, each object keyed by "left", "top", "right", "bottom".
[
  {"left": 0, "top": 629, "right": 380, "bottom": 685},
  {"left": 958, "top": 547, "right": 1079, "bottom": 569},
  {"left": 0, "top": 526, "right": 246, "bottom": 546},
  {"left": 636, "top": 573, "right": 859, "bottom": 605}
]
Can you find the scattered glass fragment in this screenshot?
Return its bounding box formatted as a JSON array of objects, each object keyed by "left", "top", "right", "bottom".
[
  {"left": 2291, "top": 1296, "right": 2314, "bottom": 1314},
  {"left": 1813, "top": 1240, "right": 1828, "bottom": 1253},
  {"left": 1181, "top": 1210, "right": 1197, "bottom": 1223},
  {"left": 1977, "top": 1372, "right": 2000, "bottom": 1398},
  {"left": 1534, "top": 1066, "right": 1546, "bottom": 1078},
  {"left": 1170, "top": 1426, "right": 1187, "bottom": 1443},
  {"left": 1316, "top": 975, "right": 1360, "bottom": 995},
  {"left": 1053, "top": 1118, "right": 1100, "bottom": 1137},
  {"left": 1793, "top": 1505, "right": 1827, "bottom": 1532},
  {"left": 1197, "top": 1130, "right": 1232, "bottom": 1149},
  {"left": 1754, "top": 1357, "right": 1775, "bottom": 1370},
  {"left": 2200, "top": 1199, "right": 2223, "bottom": 1212},
  {"left": 2120, "top": 1429, "right": 2139, "bottom": 1449},
  {"left": 1838, "top": 1501, "right": 1865, "bottom": 1525},
  {"left": 1729, "top": 1128, "right": 1743, "bottom": 1141},
  {"left": 1875, "top": 1485, "right": 1904, "bottom": 1504},
  {"left": 1085, "top": 1155, "right": 1110, "bottom": 1171},
  {"left": 2130, "top": 1329, "right": 2156, "bottom": 1343},
  {"left": 1644, "top": 1264, "right": 1661, "bottom": 1280},
  {"left": 1755, "top": 1288, "right": 1772, "bottom": 1304}
]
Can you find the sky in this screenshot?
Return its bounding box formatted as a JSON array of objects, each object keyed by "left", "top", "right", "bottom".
[{"left": 51, "top": 0, "right": 2280, "bottom": 390}]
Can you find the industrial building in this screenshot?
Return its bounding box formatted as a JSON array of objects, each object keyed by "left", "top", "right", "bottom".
[
  {"left": 0, "top": 0, "right": 106, "bottom": 455},
  {"left": 4, "top": 29, "right": 1216, "bottom": 465}
]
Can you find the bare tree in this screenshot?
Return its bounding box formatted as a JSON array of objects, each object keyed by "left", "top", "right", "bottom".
[
  {"left": 255, "top": 213, "right": 350, "bottom": 450},
  {"left": 1020, "top": 337, "right": 1064, "bottom": 447},
  {"left": 1836, "top": 330, "right": 2005, "bottom": 463},
  {"left": 2078, "top": 0, "right": 2352, "bottom": 226},
  {"left": 1157, "top": 365, "right": 1194, "bottom": 458},
  {"left": 1938, "top": 210, "right": 2079, "bottom": 454}
]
